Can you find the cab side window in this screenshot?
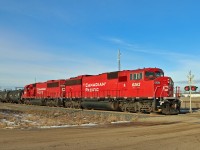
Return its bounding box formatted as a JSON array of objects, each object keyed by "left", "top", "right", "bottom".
[{"left": 130, "top": 72, "right": 143, "bottom": 80}]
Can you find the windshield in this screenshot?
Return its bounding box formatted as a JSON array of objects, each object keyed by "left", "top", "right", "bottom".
[
  {"left": 155, "top": 71, "right": 164, "bottom": 77},
  {"left": 145, "top": 71, "right": 164, "bottom": 80},
  {"left": 169, "top": 78, "right": 174, "bottom": 86},
  {"left": 145, "top": 71, "right": 155, "bottom": 80}
]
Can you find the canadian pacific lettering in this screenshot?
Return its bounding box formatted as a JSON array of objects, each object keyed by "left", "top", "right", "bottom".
[
  {"left": 85, "top": 82, "right": 106, "bottom": 88},
  {"left": 85, "top": 82, "right": 106, "bottom": 92}
]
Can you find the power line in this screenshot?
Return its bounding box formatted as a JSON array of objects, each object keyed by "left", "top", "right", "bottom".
[{"left": 174, "top": 79, "right": 200, "bottom": 84}]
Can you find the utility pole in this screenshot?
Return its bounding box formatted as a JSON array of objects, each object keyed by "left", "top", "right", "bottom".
[
  {"left": 188, "top": 70, "right": 194, "bottom": 113},
  {"left": 118, "top": 49, "right": 121, "bottom": 71}
]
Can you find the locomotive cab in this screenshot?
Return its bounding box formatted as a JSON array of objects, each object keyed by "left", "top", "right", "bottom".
[
  {"left": 22, "top": 84, "right": 36, "bottom": 99},
  {"left": 144, "top": 69, "right": 164, "bottom": 80},
  {"left": 142, "top": 68, "right": 180, "bottom": 114},
  {"left": 143, "top": 68, "right": 173, "bottom": 98}
]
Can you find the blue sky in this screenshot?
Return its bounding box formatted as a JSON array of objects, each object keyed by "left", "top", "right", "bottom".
[{"left": 0, "top": 0, "right": 200, "bottom": 91}]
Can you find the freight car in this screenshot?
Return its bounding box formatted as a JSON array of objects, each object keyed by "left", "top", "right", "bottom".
[
  {"left": 20, "top": 67, "right": 181, "bottom": 115},
  {"left": 0, "top": 89, "right": 23, "bottom": 103},
  {"left": 0, "top": 90, "right": 9, "bottom": 102}
]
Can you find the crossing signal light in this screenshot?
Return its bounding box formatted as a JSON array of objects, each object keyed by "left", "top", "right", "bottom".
[
  {"left": 191, "top": 86, "right": 198, "bottom": 91},
  {"left": 184, "top": 86, "right": 190, "bottom": 91},
  {"left": 184, "top": 86, "right": 198, "bottom": 91}
]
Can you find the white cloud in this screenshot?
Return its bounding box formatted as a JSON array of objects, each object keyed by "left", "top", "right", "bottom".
[
  {"left": 0, "top": 1, "right": 74, "bottom": 25},
  {"left": 1, "top": 29, "right": 200, "bottom": 92},
  {"left": 102, "top": 36, "right": 200, "bottom": 87},
  {"left": 102, "top": 36, "right": 197, "bottom": 58},
  {"left": 0, "top": 30, "right": 113, "bottom": 88},
  {"left": 101, "top": 36, "right": 138, "bottom": 48}
]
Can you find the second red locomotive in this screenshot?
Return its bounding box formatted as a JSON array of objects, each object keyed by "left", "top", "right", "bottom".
[{"left": 21, "top": 67, "right": 181, "bottom": 114}]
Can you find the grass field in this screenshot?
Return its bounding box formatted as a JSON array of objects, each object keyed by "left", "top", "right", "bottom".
[{"left": 0, "top": 103, "right": 138, "bottom": 129}]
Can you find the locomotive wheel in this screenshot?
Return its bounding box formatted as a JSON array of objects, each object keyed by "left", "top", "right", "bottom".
[
  {"left": 64, "top": 100, "right": 81, "bottom": 109},
  {"left": 24, "top": 99, "right": 31, "bottom": 105},
  {"left": 55, "top": 99, "right": 63, "bottom": 107},
  {"left": 74, "top": 101, "right": 81, "bottom": 109},
  {"left": 70, "top": 101, "right": 81, "bottom": 109},
  {"left": 47, "top": 100, "right": 59, "bottom": 107},
  {"left": 41, "top": 99, "right": 47, "bottom": 106},
  {"left": 119, "top": 103, "right": 128, "bottom": 112},
  {"left": 64, "top": 100, "right": 73, "bottom": 108}
]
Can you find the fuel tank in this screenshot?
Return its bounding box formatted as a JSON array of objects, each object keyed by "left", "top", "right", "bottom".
[{"left": 81, "top": 100, "right": 119, "bottom": 111}]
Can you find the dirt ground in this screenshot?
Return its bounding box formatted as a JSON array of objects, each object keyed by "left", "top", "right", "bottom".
[{"left": 1, "top": 103, "right": 200, "bottom": 150}]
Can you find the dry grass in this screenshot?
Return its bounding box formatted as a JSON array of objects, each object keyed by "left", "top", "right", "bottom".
[{"left": 0, "top": 107, "right": 135, "bottom": 129}]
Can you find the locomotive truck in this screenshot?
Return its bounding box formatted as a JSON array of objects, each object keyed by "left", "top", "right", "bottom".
[{"left": 0, "top": 68, "right": 181, "bottom": 115}]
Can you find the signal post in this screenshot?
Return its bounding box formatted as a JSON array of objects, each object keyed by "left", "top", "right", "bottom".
[{"left": 185, "top": 71, "right": 198, "bottom": 113}]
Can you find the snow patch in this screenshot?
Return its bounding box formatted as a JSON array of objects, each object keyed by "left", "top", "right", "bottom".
[
  {"left": 40, "top": 123, "right": 97, "bottom": 129},
  {"left": 111, "top": 121, "right": 131, "bottom": 124}
]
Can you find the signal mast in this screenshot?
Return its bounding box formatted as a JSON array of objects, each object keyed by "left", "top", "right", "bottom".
[
  {"left": 184, "top": 71, "right": 198, "bottom": 113},
  {"left": 188, "top": 70, "right": 194, "bottom": 113}
]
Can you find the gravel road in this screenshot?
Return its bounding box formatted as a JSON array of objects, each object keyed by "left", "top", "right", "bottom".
[{"left": 0, "top": 102, "right": 200, "bottom": 150}]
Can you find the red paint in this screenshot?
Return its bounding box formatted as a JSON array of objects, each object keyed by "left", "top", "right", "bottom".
[{"left": 22, "top": 68, "right": 175, "bottom": 99}]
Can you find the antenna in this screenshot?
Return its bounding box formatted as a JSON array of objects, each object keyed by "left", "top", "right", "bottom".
[{"left": 118, "top": 49, "right": 121, "bottom": 71}]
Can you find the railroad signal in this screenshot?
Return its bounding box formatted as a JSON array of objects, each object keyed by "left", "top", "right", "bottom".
[
  {"left": 184, "top": 86, "right": 190, "bottom": 91},
  {"left": 187, "top": 70, "right": 194, "bottom": 113},
  {"left": 191, "top": 86, "right": 198, "bottom": 91},
  {"left": 184, "top": 85, "right": 198, "bottom": 91}
]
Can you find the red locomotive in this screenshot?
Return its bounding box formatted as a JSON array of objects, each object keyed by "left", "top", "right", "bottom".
[{"left": 20, "top": 67, "right": 181, "bottom": 114}]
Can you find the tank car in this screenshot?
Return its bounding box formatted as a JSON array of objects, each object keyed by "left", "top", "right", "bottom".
[
  {"left": 7, "top": 90, "right": 23, "bottom": 103},
  {"left": 0, "top": 90, "right": 23, "bottom": 103},
  {"left": 0, "top": 90, "right": 9, "bottom": 102}
]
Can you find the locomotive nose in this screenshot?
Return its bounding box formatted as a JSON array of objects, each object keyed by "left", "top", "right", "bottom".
[
  {"left": 154, "top": 77, "right": 174, "bottom": 97},
  {"left": 163, "top": 77, "right": 174, "bottom": 97},
  {"left": 168, "top": 78, "right": 174, "bottom": 97}
]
